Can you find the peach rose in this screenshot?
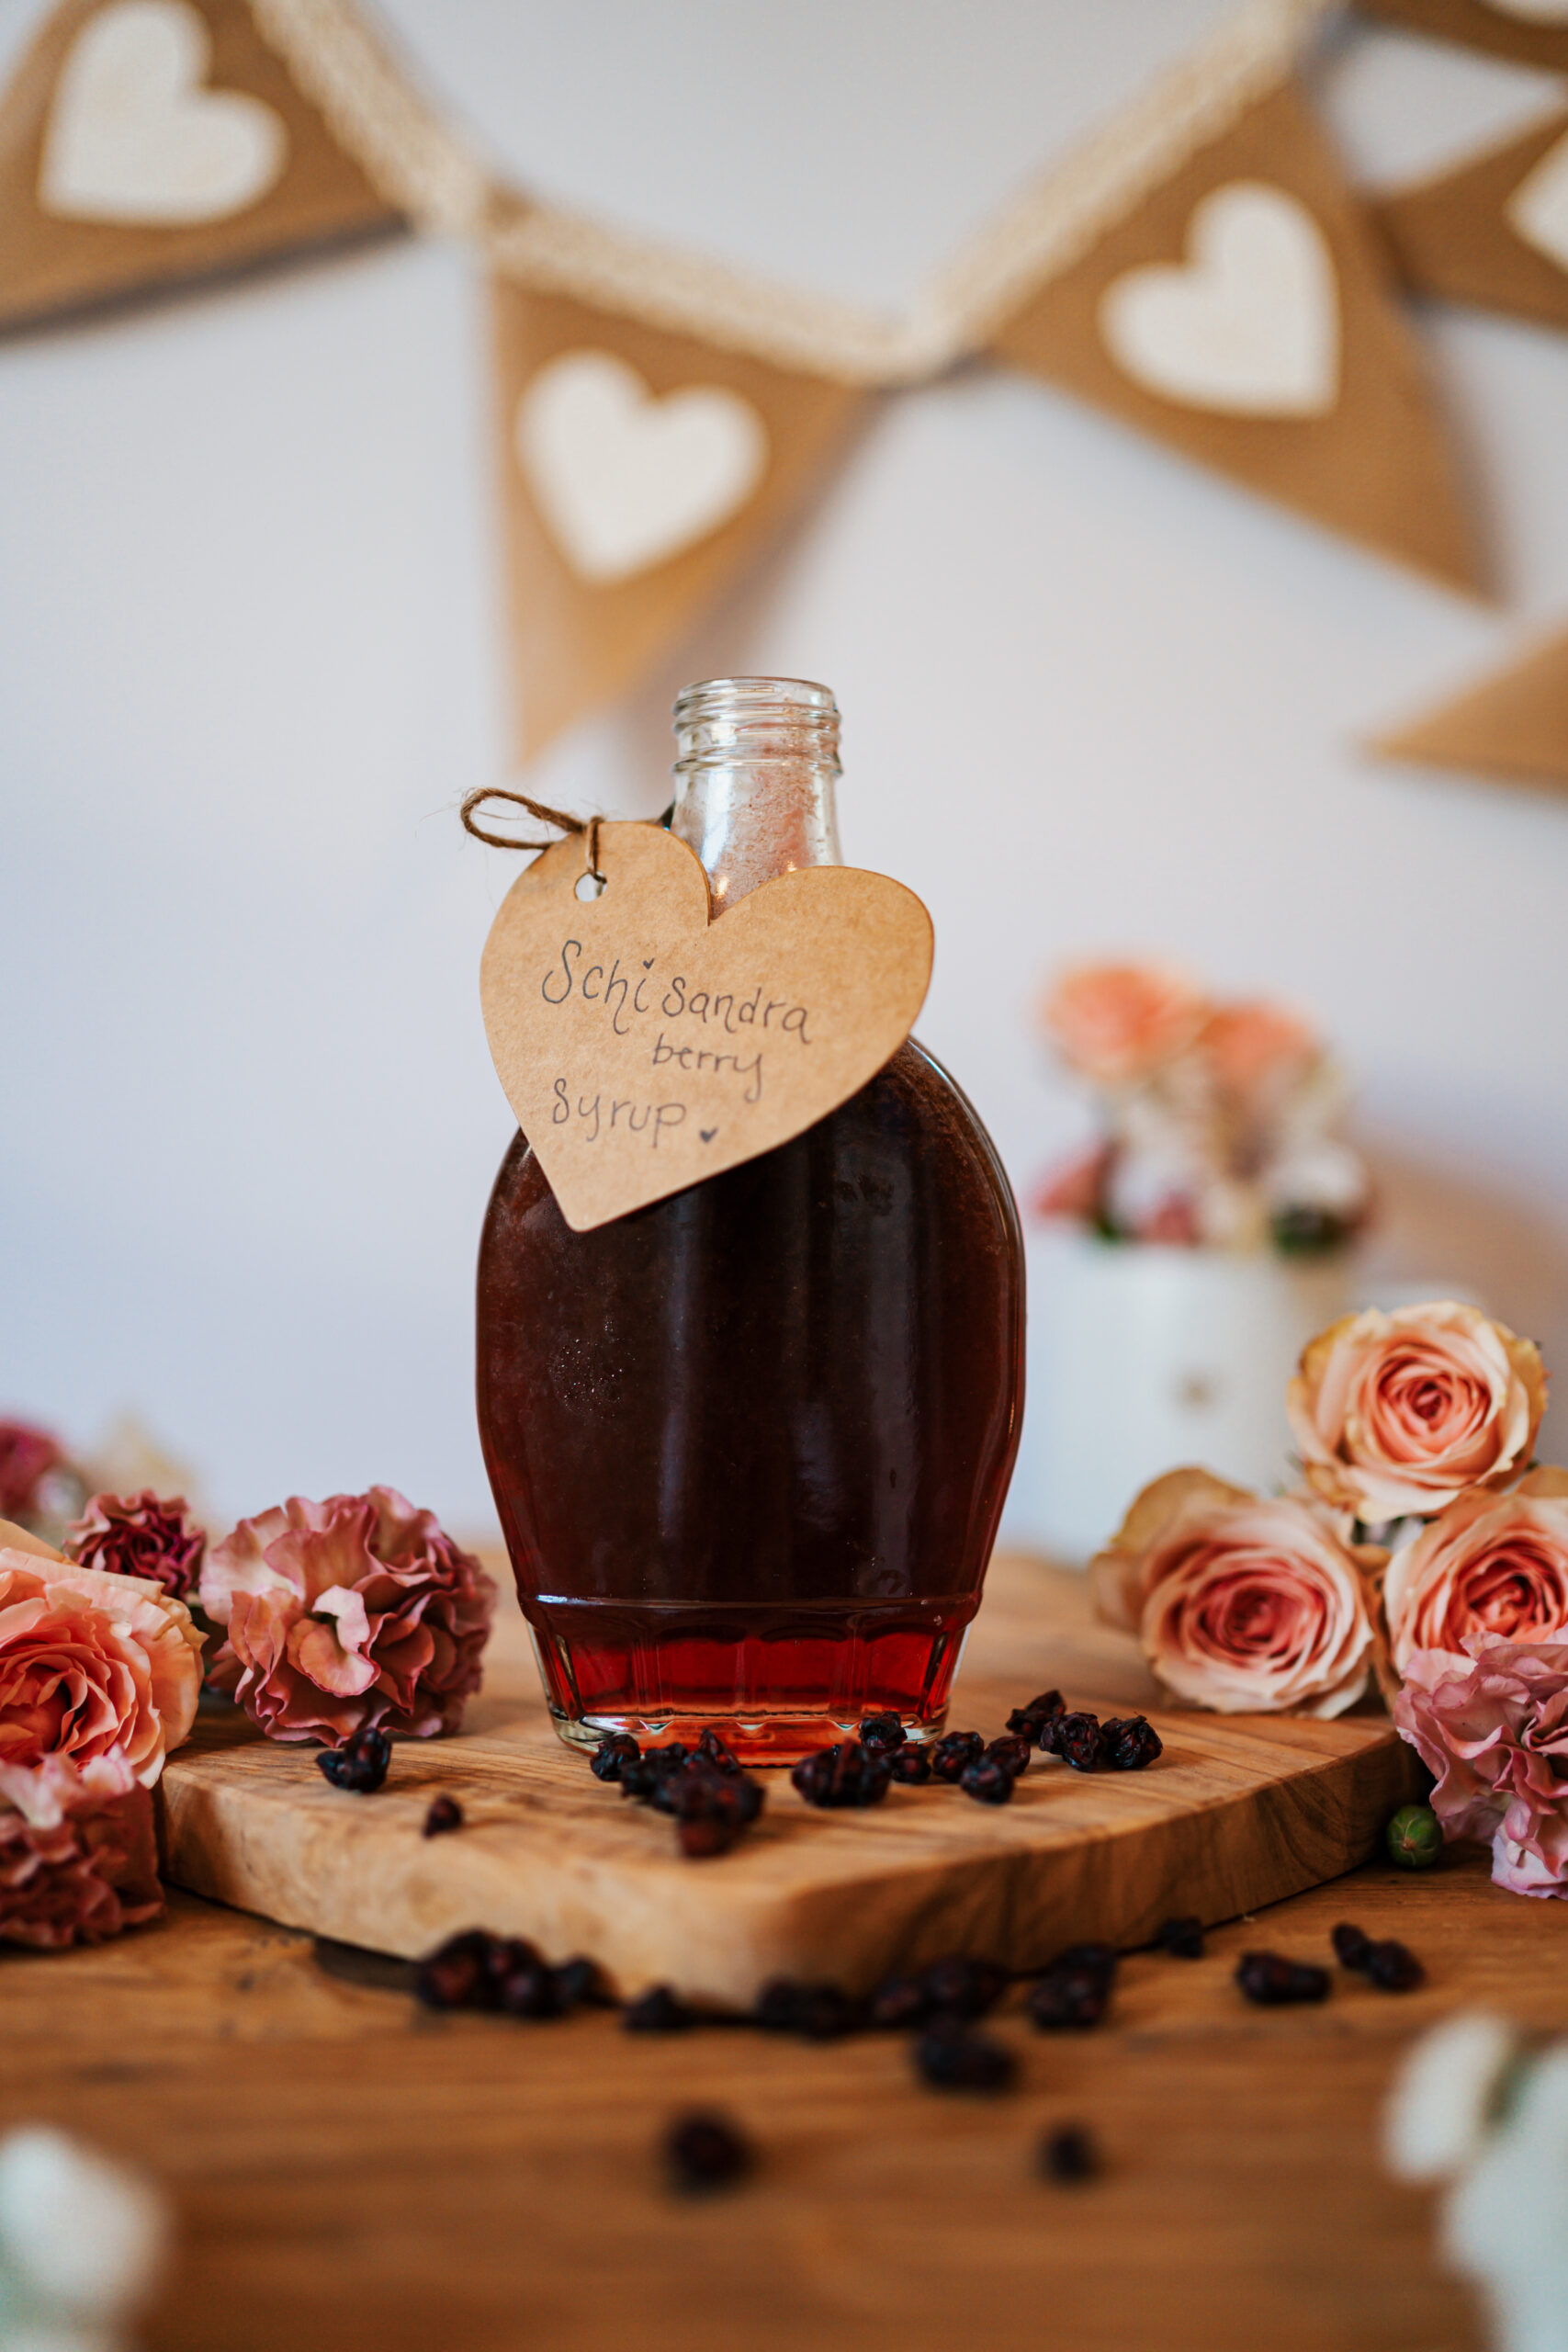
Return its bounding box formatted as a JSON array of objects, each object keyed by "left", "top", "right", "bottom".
[
  {"left": 0, "top": 1544, "right": 203, "bottom": 1792},
  {"left": 1383, "top": 1469, "right": 1568, "bottom": 1676},
  {"left": 1092, "top": 1468, "right": 1377, "bottom": 1716},
  {"left": 1288, "top": 1302, "right": 1546, "bottom": 1525},
  {"left": 1196, "top": 1000, "right": 1320, "bottom": 1099},
  {"left": 1040, "top": 960, "right": 1208, "bottom": 1087}
]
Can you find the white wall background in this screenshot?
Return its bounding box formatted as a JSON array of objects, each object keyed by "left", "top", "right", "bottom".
[{"left": 4, "top": 0, "right": 1568, "bottom": 1536}]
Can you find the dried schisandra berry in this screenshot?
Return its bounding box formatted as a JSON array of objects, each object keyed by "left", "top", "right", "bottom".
[
  {"left": 625, "top": 1984, "right": 697, "bottom": 2033},
  {"left": 1101, "top": 1715, "right": 1163, "bottom": 1771},
  {"left": 317, "top": 1724, "right": 390, "bottom": 1793},
  {"left": 553, "top": 1956, "right": 606, "bottom": 2011},
  {"left": 1040, "top": 2123, "right": 1100, "bottom": 2183},
  {"left": 1385, "top": 1803, "right": 1443, "bottom": 1870},
  {"left": 921, "top": 1956, "right": 1008, "bottom": 2018},
  {"left": 1157, "top": 1916, "right": 1204, "bottom": 1960},
  {"left": 915, "top": 2017, "right": 1017, "bottom": 2092},
  {"left": 497, "top": 1954, "right": 563, "bottom": 2019},
  {"left": 1029, "top": 1953, "right": 1113, "bottom": 2031},
  {"left": 660, "top": 1759, "right": 765, "bottom": 1857},
  {"left": 1009, "top": 1690, "right": 1064, "bottom": 1743},
  {"left": 1365, "top": 1938, "right": 1426, "bottom": 1992},
  {"left": 1331, "top": 1921, "right": 1372, "bottom": 1972},
  {"left": 930, "top": 1731, "right": 986, "bottom": 1783},
  {"left": 695, "top": 1727, "right": 742, "bottom": 1774},
  {"left": 591, "top": 1733, "right": 640, "bottom": 1784},
  {"left": 664, "top": 2110, "right": 753, "bottom": 2193},
  {"left": 868, "top": 1973, "right": 930, "bottom": 2030},
  {"left": 415, "top": 1928, "right": 498, "bottom": 2011},
  {"left": 1235, "top": 1951, "right": 1330, "bottom": 2007},
  {"left": 619, "top": 1743, "right": 691, "bottom": 1802},
  {"left": 422, "top": 1793, "right": 464, "bottom": 1837},
  {"left": 888, "top": 1745, "right": 932, "bottom": 1785},
  {"left": 960, "top": 1757, "right": 1016, "bottom": 1805},
  {"left": 858, "top": 1712, "right": 906, "bottom": 1754},
  {"left": 1055, "top": 1713, "right": 1106, "bottom": 1773},
  {"left": 791, "top": 1741, "right": 892, "bottom": 1809},
  {"left": 753, "top": 1978, "right": 866, "bottom": 2040},
  {"left": 985, "top": 1735, "right": 1032, "bottom": 1779}
]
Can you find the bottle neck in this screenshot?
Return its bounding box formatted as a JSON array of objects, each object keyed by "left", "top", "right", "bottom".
[{"left": 669, "top": 677, "right": 842, "bottom": 911}]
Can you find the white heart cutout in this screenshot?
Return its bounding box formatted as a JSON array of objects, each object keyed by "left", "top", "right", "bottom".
[
  {"left": 39, "top": 0, "right": 288, "bottom": 228},
  {"left": 1506, "top": 127, "right": 1568, "bottom": 271},
  {"left": 515, "top": 350, "right": 770, "bottom": 585},
  {"left": 1099, "top": 181, "right": 1340, "bottom": 419},
  {"left": 1481, "top": 1, "right": 1568, "bottom": 22}
]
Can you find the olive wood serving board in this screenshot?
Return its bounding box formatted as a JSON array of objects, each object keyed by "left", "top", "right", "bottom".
[{"left": 156, "top": 1555, "right": 1422, "bottom": 2006}]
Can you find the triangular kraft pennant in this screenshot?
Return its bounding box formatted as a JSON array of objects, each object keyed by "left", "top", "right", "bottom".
[
  {"left": 1371, "top": 622, "right": 1568, "bottom": 795},
  {"left": 1378, "top": 107, "right": 1568, "bottom": 330},
  {"left": 491, "top": 276, "right": 867, "bottom": 762},
  {"left": 1353, "top": 0, "right": 1568, "bottom": 73},
  {"left": 0, "top": 0, "right": 402, "bottom": 334},
  {"left": 989, "top": 81, "right": 1483, "bottom": 594}
]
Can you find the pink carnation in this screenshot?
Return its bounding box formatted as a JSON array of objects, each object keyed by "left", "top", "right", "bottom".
[
  {"left": 1394, "top": 1639, "right": 1568, "bottom": 1899},
  {"left": 0, "top": 1765, "right": 162, "bottom": 1950},
  {"left": 200, "top": 1487, "right": 495, "bottom": 1747},
  {"left": 67, "top": 1490, "right": 206, "bottom": 1604}
]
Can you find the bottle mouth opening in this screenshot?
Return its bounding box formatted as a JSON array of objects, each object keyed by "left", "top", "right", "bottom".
[{"left": 672, "top": 677, "right": 841, "bottom": 777}]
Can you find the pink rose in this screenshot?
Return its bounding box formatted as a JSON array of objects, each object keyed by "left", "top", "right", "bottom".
[
  {"left": 66, "top": 1490, "right": 206, "bottom": 1604},
  {"left": 0, "top": 1546, "right": 203, "bottom": 1793},
  {"left": 1092, "top": 1468, "right": 1377, "bottom": 1716},
  {"left": 1040, "top": 961, "right": 1208, "bottom": 1087},
  {"left": 200, "top": 1487, "right": 495, "bottom": 1747},
  {"left": 1383, "top": 1470, "right": 1568, "bottom": 1676},
  {"left": 1394, "top": 1639, "right": 1568, "bottom": 1898},
  {"left": 0, "top": 1761, "right": 162, "bottom": 1949},
  {"left": 1288, "top": 1302, "right": 1547, "bottom": 1525}
]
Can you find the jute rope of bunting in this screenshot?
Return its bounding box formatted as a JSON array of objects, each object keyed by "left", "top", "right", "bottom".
[{"left": 247, "top": 0, "right": 1337, "bottom": 384}]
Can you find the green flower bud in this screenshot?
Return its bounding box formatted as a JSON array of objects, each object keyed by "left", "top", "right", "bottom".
[{"left": 1386, "top": 1803, "right": 1443, "bottom": 1870}]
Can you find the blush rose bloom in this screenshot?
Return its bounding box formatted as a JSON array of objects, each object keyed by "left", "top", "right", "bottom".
[
  {"left": 1091, "top": 1468, "right": 1377, "bottom": 1716},
  {"left": 0, "top": 1544, "right": 204, "bottom": 1794},
  {"left": 1394, "top": 1639, "right": 1568, "bottom": 1899},
  {"left": 1383, "top": 1470, "right": 1568, "bottom": 1677},
  {"left": 200, "top": 1487, "right": 495, "bottom": 1747},
  {"left": 0, "top": 1766, "right": 162, "bottom": 1950},
  {"left": 1040, "top": 960, "right": 1209, "bottom": 1088},
  {"left": 1288, "top": 1302, "right": 1547, "bottom": 1525},
  {"left": 67, "top": 1491, "right": 206, "bottom": 1605}
]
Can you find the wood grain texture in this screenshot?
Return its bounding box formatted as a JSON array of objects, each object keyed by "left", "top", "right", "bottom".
[{"left": 157, "top": 1555, "right": 1423, "bottom": 2003}]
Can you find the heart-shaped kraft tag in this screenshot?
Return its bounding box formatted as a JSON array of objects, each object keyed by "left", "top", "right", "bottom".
[{"left": 480, "top": 822, "right": 933, "bottom": 1232}]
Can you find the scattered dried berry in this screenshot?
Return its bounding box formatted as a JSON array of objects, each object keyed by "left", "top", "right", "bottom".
[
  {"left": 658, "top": 1759, "right": 765, "bottom": 1856},
  {"left": 664, "top": 2110, "right": 752, "bottom": 2192},
  {"left": 888, "top": 1745, "right": 932, "bottom": 1785},
  {"left": 415, "top": 1928, "right": 498, "bottom": 2011},
  {"left": 1235, "top": 1951, "right": 1330, "bottom": 2007},
  {"left": 1365, "top": 1938, "right": 1426, "bottom": 1992},
  {"left": 1057, "top": 1941, "right": 1118, "bottom": 1977},
  {"left": 696, "top": 1727, "right": 742, "bottom": 1774},
  {"left": 985, "top": 1735, "right": 1032, "bottom": 1779},
  {"left": 868, "top": 1973, "right": 930, "bottom": 2030},
  {"left": 1157, "top": 1916, "right": 1204, "bottom": 1960},
  {"left": 930, "top": 1731, "right": 986, "bottom": 1783},
  {"left": 1101, "top": 1715, "right": 1163, "bottom": 1771},
  {"left": 497, "top": 1955, "right": 563, "bottom": 2019},
  {"left": 317, "top": 1724, "right": 390, "bottom": 1793},
  {"left": 1055, "top": 1713, "right": 1105, "bottom": 1773},
  {"left": 960, "top": 1757, "right": 1016, "bottom": 1805},
  {"left": 915, "top": 2016, "right": 1017, "bottom": 2092},
  {"left": 625, "top": 1984, "right": 697, "bottom": 2033},
  {"left": 921, "top": 1956, "right": 1008, "bottom": 2018},
  {"left": 1385, "top": 1803, "right": 1443, "bottom": 1870},
  {"left": 791, "top": 1741, "right": 892, "bottom": 1809},
  {"left": 553, "top": 1956, "right": 606, "bottom": 2010},
  {"left": 1029, "top": 1957, "right": 1112, "bottom": 2031},
  {"left": 1040, "top": 2123, "right": 1100, "bottom": 2183},
  {"left": 619, "top": 1744, "right": 691, "bottom": 1803},
  {"left": 753, "top": 1978, "right": 865, "bottom": 2040},
  {"left": 422, "top": 1794, "right": 463, "bottom": 1837},
  {"left": 858, "top": 1712, "right": 906, "bottom": 1754},
  {"left": 1009, "top": 1690, "right": 1065, "bottom": 1743},
  {"left": 591, "top": 1733, "right": 640, "bottom": 1784},
  {"left": 1331, "top": 1922, "right": 1372, "bottom": 1972}
]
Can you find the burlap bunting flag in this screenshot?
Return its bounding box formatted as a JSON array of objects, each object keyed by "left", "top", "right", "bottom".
[
  {"left": 1379, "top": 107, "right": 1568, "bottom": 329},
  {"left": 491, "top": 277, "right": 867, "bottom": 761},
  {"left": 1372, "top": 621, "right": 1568, "bottom": 794},
  {"left": 1353, "top": 0, "right": 1568, "bottom": 72},
  {"left": 989, "top": 80, "right": 1483, "bottom": 593},
  {"left": 0, "top": 0, "right": 401, "bottom": 332}
]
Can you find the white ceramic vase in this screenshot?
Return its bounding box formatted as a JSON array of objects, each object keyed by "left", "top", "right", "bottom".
[{"left": 1004, "top": 1228, "right": 1355, "bottom": 1565}]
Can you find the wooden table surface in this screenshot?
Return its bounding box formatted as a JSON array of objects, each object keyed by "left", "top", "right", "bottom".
[{"left": 6, "top": 1563, "right": 1568, "bottom": 2352}]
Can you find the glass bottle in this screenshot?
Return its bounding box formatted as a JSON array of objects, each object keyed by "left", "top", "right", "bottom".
[{"left": 476, "top": 678, "right": 1024, "bottom": 1762}]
